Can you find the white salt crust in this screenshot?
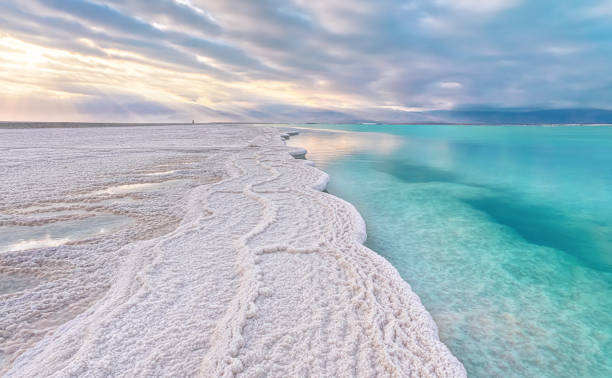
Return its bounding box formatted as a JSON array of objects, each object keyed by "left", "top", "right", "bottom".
[{"left": 0, "top": 125, "right": 465, "bottom": 377}]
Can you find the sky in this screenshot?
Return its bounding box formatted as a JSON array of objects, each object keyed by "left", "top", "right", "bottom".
[{"left": 0, "top": 0, "right": 611, "bottom": 123}]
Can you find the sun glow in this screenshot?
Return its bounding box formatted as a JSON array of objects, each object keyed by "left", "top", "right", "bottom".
[{"left": 0, "top": 33, "right": 373, "bottom": 122}]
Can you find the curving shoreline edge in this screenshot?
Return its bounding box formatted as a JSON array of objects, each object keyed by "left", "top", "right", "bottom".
[{"left": 281, "top": 130, "right": 466, "bottom": 377}]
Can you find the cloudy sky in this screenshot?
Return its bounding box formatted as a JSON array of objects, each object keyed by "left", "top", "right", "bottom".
[{"left": 1, "top": 0, "right": 611, "bottom": 122}]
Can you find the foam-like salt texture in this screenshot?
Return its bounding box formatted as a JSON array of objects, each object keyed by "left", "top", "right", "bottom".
[{"left": 0, "top": 124, "right": 465, "bottom": 377}]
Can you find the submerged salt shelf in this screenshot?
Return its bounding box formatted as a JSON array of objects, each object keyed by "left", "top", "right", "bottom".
[{"left": 0, "top": 124, "right": 464, "bottom": 376}]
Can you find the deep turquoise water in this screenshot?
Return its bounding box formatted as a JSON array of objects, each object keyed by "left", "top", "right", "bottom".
[{"left": 287, "top": 124, "right": 612, "bottom": 377}]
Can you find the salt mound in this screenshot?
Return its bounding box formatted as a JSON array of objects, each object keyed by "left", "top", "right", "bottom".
[{"left": 0, "top": 124, "right": 465, "bottom": 377}]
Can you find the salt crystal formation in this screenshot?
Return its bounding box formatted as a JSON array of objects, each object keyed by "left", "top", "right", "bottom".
[{"left": 0, "top": 124, "right": 465, "bottom": 377}]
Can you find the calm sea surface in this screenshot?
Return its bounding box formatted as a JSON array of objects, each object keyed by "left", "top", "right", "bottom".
[{"left": 287, "top": 124, "right": 612, "bottom": 377}]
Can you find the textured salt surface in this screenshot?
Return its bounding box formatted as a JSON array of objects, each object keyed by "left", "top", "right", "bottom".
[{"left": 0, "top": 124, "right": 464, "bottom": 377}]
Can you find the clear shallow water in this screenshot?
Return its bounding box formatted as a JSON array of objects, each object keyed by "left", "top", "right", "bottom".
[{"left": 288, "top": 124, "right": 612, "bottom": 377}]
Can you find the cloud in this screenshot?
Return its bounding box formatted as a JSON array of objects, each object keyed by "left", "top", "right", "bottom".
[
  {"left": 438, "top": 82, "right": 463, "bottom": 89},
  {"left": 435, "top": 0, "right": 523, "bottom": 13},
  {"left": 0, "top": 0, "right": 611, "bottom": 122},
  {"left": 546, "top": 46, "right": 580, "bottom": 55},
  {"left": 104, "top": 0, "right": 220, "bottom": 34},
  {"left": 582, "top": 0, "right": 612, "bottom": 18}
]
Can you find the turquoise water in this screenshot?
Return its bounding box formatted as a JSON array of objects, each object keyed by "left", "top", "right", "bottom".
[{"left": 287, "top": 124, "right": 612, "bottom": 377}]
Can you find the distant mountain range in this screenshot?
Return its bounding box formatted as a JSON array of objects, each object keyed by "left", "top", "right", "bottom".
[
  {"left": 428, "top": 108, "right": 612, "bottom": 125},
  {"left": 277, "top": 107, "right": 612, "bottom": 125}
]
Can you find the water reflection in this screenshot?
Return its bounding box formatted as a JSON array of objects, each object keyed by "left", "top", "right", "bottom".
[
  {"left": 0, "top": 214, "right": 133, "bottom": 253},
  {"left": 289, "top": 130, "right": 403, "bottom": 165}
]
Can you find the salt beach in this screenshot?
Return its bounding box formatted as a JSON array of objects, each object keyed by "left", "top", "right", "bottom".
[{"left": 0, "top": 124, "right": 464, "bottom": 377}]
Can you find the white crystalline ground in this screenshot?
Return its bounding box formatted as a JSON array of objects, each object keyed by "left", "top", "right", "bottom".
[{"left": 0, "top": 124, "right": 465, "bottom": 377}]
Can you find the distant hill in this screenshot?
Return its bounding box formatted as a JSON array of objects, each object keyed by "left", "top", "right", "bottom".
[
  {"left": 287, "top": 107, "right": 612, "bottom": 125},
  {"left": 428, "top": 108, "right": 612, "bottom": 125}
]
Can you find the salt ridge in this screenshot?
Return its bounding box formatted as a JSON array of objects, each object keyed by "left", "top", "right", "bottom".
[{"left": 1, "top": 125, "right": 465, "bottom": 377}]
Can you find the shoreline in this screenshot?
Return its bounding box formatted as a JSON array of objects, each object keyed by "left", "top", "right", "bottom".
[
  {"left": 1, "top": 125, "right": 465, "bottom": 376},
  {"left": 281, "top": 131, "right": 466, "bottom": 376}
]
